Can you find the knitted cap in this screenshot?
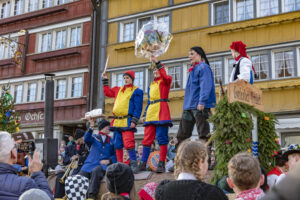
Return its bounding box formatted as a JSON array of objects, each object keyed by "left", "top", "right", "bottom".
[
  {"left": 123, "top": 70, "right": 135, "bottom": 81},
  {"left": 19, "top": 189, "right": 51, "bottom": 200},
  {"left": 98, "top": 119, "right": 110, "bottom": 131},
  {"left": 74, "top": 129, "right": 85, "bottom": 140},
  {"left": 138, "top": 182, "right": 158, "bottom": 200},
  {"left": 106, "top": 163, "right": 134, "bottom": 194},
  {"left": 230, "top": 41, "right": 247, "bottom": 57}
]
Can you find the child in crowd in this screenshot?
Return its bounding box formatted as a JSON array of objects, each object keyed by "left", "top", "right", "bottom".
[
  {"left": 267, "top": 151, "right": 287, "bottom": 190},
  {"left": 102, "top": 163, "right": 138, "bottom": 200},
  {"left": 155, "top": 140, "right": 228, "bottom": 200},
  {"left": 276, "top": 144, "right": 300, "bottom": 184},
  {"left": 227, "top": 152, "right": 265, "bottom": 200}
]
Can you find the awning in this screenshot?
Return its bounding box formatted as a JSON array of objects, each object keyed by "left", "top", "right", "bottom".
[{"left": 275, "top": 118, "right": 300, "bottom": 130}]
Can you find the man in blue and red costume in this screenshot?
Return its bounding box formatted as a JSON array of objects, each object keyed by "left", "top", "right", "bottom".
[
  {"left": 102, "top": 70, "right": 143, "bottom": 173},
  {"left": 138, "top": 55, "right": 172, "bottom": 173},
  {"left": 79, "top": 119, "right": 116, "bottom": 199}
]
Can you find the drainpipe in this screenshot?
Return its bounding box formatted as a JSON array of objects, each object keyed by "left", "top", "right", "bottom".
[
  {"left": 90, "top": 0, "right": 102, "bottom": 110},
  {"left": 97, "top": 0, "right": 108, "bottom": 111}
]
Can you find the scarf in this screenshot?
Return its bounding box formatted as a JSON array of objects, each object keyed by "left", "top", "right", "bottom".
[
  {"left": 121, "top": 84, "right": 134, "bottom": 92},
  {"left": 188, "top": 62, "right": 200, "bottom": 72},
  {"left": 235, "top": 188, "right": 264, "bottom": 200}
]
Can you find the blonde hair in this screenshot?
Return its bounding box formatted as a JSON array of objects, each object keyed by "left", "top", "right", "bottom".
[
  {"left": 174, "top": 139, "right": 207, "bottom": 181},
  {"left": 228, "top": 152, "right": 261, "bottom": 191},
  {"left": 101, "top": 184, "right": 138, "bottom": 200}
]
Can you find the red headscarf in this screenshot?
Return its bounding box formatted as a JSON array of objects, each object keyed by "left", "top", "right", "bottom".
[{"left": 230, "top": 41, "right": 256, "bottom": 74}]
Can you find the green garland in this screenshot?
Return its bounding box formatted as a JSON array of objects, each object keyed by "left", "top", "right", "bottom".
[
  {"left": 210, "top": 96, "right": 279, "bottom": 184},
  {"left": 0, "top": 85, "right": 20, "bottom": 134}
]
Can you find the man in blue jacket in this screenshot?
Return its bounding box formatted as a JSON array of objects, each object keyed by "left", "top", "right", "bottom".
[
  {"left": 0, "top": 131, "right": 54, "bottom": 200},
  {"left": 176, "top": 47, "right": 216, "bottom": 148},
  {"left": 79, "top": 119, "right": 117, "bottom": 199}
]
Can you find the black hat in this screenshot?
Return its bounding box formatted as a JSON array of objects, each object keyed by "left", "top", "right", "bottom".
[
  {"left": 98, "top": 119, "right": 110, "bottom": 131},
  {"left": 283, "top": 144, "right": 300, "bottom": 160},
  {"left": 74, "top": 129, "right": 85, "bottom": 140},
  {"left": 106, "top": 163, "right": 134, "bottom": 194}
]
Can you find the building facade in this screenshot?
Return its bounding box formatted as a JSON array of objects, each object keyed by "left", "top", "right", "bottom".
[
  {"left": 105, "top": 0, "right": 300, "bottom": 146},
  {"left": 0, "top": 0, "right": 92, "bottom": 143}
]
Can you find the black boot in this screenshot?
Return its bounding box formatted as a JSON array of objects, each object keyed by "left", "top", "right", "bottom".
[
  {"left": 138, "top": 161, "right": 147, "bottom": 172},
  {"left": 130, "top": 160, "right": 139, "bottom": 174},
  {"left": 156, "top": 161, "right": 165, "bottom": 173}
]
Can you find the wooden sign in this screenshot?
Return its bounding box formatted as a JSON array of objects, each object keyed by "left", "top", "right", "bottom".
[{"left": 227, "top": 80, "right": 264, "bottom": 111}]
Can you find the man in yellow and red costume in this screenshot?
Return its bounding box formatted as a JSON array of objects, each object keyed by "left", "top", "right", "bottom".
[
  {"left": 138, "top": 55, "right": 172, "bottom": 173},
  {"left": 102, "top": 70, "right": 143, "bottom": 173}
]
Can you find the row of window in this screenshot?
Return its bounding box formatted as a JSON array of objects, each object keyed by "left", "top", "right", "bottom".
[
  {"left": 0, "top": 0, "right": 74, "bottom": 19},
  {"left": 1, "top": 76, "right": 83, "bottom": 104},
  {"left": 119, "top": 13, "right": 170, "bottom": 42},
  {"left": 37, "top": 25, "right": 81, "bottom": 53},
  {"left": 0, "top": 24, "right": 82, "bottom": 60},
  {"left": 212, "top": 0, "right": 300, "bottom": 25},
  {"left": 111, "top": 47, "right": 300, "bottom": 91}
]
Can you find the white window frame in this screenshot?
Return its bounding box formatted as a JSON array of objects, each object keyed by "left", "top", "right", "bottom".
[
  {"left": 136, "top": 16, "right": 152, "bottom": 33},
  {"left": 69, "top": 25, "right": 82, "bottom": 47},
  {"left": 54, "top": 29, "right": 67, "bottom": 50},
  {"left": 133, "top": 70, "right": 145, "bottom": 90},
  {"left": 249, "top": 52, "right": 270, "bottom": 81},
  {"left": 27, "top": 0, "right": 39, "bottom": 12},
  {"left": 55, "top": 78, "right": 67, "bottom": 99},
  {"left": 233, "top": 0, "right": 255, "bottom": 22},
  {"left": 119, "top": 20, "right": 135, "bottom": 43},
  {"left": 211, "top": 0, "right": 230, "bottom": 25},
  {"left": 14, "top": 84, "right": 23, "bottom": 104},
  {"left": 225, "top": 56, "right": 235, "bottom": 84},
  {"left": 167, "top": 64, "right": 183, "bottom": 90},
  {"left": 14, "top": 0, "right": 24, "bottom": 15},
  {"left": 183, "top": 62, "right": 189, "bottom": 89},
  {"left": 210, "top": 58, "right": 224, "bottom": 85},
  {"left": 70, "top": 76, "right": 83, "bottom": 98},
  {"left": 0, "top": 36, "right": 18, "bottom": 60},
  {"left": 154, "top": 13, "right": 170, "bottom": 32},
  {"left": 271, "top": 48, "right": 295, "bottom": 80},
  {"left": 297, "top": 46, "right": 300, "bottom": 77},
  {"left": 27, "top": 82, "right": 37, "bottom": 102},
  {"left": 282, "top": 0, "right": 300, "bottom": 12},
  {"left": 0, "top": 1, "right": 11, "bottom": 19},
  {"left": 256, "top": 0, "right": 279, "bottom": 17}
]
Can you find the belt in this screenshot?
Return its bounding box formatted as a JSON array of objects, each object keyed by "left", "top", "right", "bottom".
[
  {"left": 108, "top": 115, "right": 131, "bottom": 119},
  {"left": 149, "top": 99, "right": 169, "bottom": 104}
]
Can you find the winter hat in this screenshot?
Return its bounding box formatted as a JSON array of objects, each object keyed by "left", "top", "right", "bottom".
[
  {"left": 74, "top": 129, "right": 85, "bottom": 140},
  {"left": 19, "top": 189, "right": 51, "bottom": 200},
  {"left": 230, "top": 41, "right": 247, "bottom": 57},
  {"left": 123, "top": 70, "right": 135, "bottom": 81},
  {"left": 65, "top": 174, "right": 89, "bottom": 200},
  {"left": 98, "top": 119, "right": 110, "bottom": 131},
  {"left": 138, "top": 182, "right": 158, "bottom": 200},
  {"left": 283, "top": 144, "right": 300, "bottom": 160},
  {"left": 106, "top": 163, "right": 135, "bottom": 194}
]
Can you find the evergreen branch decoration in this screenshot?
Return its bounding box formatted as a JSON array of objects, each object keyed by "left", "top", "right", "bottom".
[
  {"left": 0, "top": 85, "right": 20, "bottom": 134},
  {"left": 210, "top": 96, "right": 279, "bottom": 184}
]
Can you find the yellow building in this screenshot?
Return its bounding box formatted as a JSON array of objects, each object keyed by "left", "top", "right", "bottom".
[{"left": 104, "top": 0, "right": 300, "bottom": 146}]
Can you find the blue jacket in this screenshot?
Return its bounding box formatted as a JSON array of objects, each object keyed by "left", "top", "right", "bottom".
[
  {"left": 81, "top": 128, "right": 117, "bottom": 173},
  {"left": 183, "top": 62, "right": 216, "bottom": 110},
  {"left": 0, "top": 162, "right": 54, "bottom": 200}
]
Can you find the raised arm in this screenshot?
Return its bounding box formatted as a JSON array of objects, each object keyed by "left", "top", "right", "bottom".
[{"left": 156, "top": 62, "right": 172, "bottom": 85}]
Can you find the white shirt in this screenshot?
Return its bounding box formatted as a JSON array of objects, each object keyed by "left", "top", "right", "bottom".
[
  {"left": 177, "top": 172, "right": 197, "bottom": 180},
  {"left": 101, "top": 135, "right": 106, "bottom": 142},
  {"left": 276, "top": 173, "right": 286, "bottom": 185},
  {"left": 230, "top": 57, "right": 253, "bottom": 83}
]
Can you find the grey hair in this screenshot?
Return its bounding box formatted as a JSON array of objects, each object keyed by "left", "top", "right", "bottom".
[
  {"left": 19, "top": 189, "right": 51, "bottom": 200},
  {"left": 0, "top": 131, "right": 14, "bottom": 163}
]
